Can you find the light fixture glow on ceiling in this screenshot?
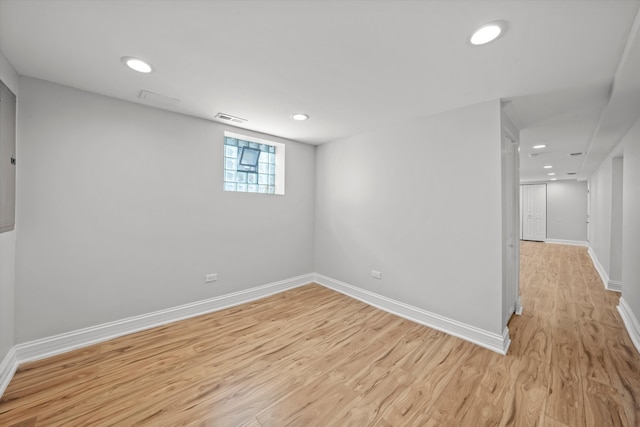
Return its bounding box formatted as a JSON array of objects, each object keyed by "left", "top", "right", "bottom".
[
  {"left": 550, "top": 178, "right": 558, "bottom": 181},
  {"left": 469, "top": 21, "right": 507, "bottom": 46},
  {"left": 548, "top": 172, "right": 556, "bottom": 176},
  {"left": 533, "top": 144, "right": 546, "bottom": 149},
  {"left": 543, "top": 165, "right": 553, "bottom": 169},
  {"left": 121, "top": 56, "right": 153, "bottom": 73},
  {"left": 291, "top": 113, "right": 309, "bottom": 121}
]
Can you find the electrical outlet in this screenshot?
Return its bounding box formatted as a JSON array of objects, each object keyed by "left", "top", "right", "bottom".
[
  {"left": 371, "top": 270, "right": 382, "bottom": 279},
  {"left": 205, "top": 273, "right": 218, "bottom": 283}
]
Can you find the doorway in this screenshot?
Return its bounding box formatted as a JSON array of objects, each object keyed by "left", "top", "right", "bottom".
[{"left": 521, "top": 184, "right": 547, "bottom": 242}]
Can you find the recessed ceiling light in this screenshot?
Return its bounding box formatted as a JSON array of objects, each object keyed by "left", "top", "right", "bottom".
[
  {"left": 548, "top": 172, "right": 556, "bottom": 176},
  {"left": 543, "top": 165, "right": 553, "bottom": 169},
  {"left": 469, "top": 21, "right": 507, "bottom": 46},
  {"left": 550, "top": 178, "right": 558, "bottom": 181},
  {"left": 533, "top": 145, "right": 546, "bottom": 149},
  {"left": 121, "top": 56, "right": 153, "bottom": 73},
  {"left": 291, "top": 113, "right": 309, "bottom": 121}
]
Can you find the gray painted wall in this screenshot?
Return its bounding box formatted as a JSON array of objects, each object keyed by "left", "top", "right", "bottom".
[
  {"left": 589, "top": 117, "right": 640, "bottom": 327},
  {"left": 546, "top": 180, "right": 588, "bottom": 242},
  {"left": 0, "top": 50, "right": 18, "bottom": 362},
  {"left": 610, "top": 157, "right": 623, "bottom": 283},
  {"left": 590, "top": 157, "right": 613, "bottom": 277},
  {"left": 315, "top": 100, "right": 505, "bottom": 335},
  {"left": 15, "top": 77, "right": 316, "bottom": 342},
  {"left": 621, "top": 119, "right": 640, "bottom": 325}
]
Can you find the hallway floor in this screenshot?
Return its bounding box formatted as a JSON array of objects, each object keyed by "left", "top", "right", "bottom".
[{"left": 511, "top": 241, "right": 639, "bottom": 426}]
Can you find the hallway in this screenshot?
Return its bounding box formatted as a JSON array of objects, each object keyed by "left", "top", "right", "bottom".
[{"left": 510, "top": 241, "right": 640, "bottom": 426}]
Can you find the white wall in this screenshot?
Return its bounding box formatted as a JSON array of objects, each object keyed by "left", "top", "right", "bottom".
[
  {"left": 546, "top": 180, "right": 588, "bottom": 242},
  {"left": 315, "top": 100, "right": 505, "bottom": 335},
  {"left": 621, "top": 119, "right": 640, "bottom": 324},
  {"left": 0, "top": 50, "right": 18, "bottom": 362},
  {"left": 610, "top": 157, "right": 623, "bottom": 283},
  {"left": 589, "top": 157, "right": 613, "bottom": 277},
  {"left": 14, "top": 77, "right": 315, "bottom": 343},
  {"left": 589, "top": 116, "right": 640, "bottom": 329},
  {"left": 0, "top": 230, "right": 15, "bottom": 362}
]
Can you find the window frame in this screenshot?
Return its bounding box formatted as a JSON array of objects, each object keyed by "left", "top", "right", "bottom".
[{"left": 223, "top": 131, "right": 285, "bottom": 195}]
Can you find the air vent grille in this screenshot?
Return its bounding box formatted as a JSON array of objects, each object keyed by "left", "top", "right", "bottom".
[
  {"left": 138, "top": 90, "right": 180, "bottom": 106},
  {"left": 569, "top": 152, "right": 584, "bottom": 157},
  {"left": 215, "top": 113, "right": 247, "bottom": 124},
  {"left": 567, "top": 172, "right": 577, "bottom": 175}
]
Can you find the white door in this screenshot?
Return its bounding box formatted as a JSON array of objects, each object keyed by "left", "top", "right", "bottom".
[{"left": 521, "top": 184, "right": 546, "bottom": 241}]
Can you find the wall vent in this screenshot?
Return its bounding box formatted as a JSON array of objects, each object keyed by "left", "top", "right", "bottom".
[{"left": 215, "top": 113, "right": 247, "bottom": 124}]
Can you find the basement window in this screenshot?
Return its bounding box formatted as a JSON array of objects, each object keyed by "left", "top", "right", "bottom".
[{"left": 223, "top": 131, "right": 285, "bottom": 194}]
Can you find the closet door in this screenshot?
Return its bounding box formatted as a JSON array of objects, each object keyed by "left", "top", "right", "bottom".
[
  {"left": 0, "top": 79, "right": 17, "bottom": 233},
  {"left": 521, "top": 184, "right": 546, "bottom": 241}
]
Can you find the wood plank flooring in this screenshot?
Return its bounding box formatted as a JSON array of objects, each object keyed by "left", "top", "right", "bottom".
[{"left": 1, "top": 241, "right": 638, "bottom": 426}]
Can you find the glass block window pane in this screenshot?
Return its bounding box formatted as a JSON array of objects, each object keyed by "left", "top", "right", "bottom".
[
  {"left": 225, "top": 145, "right": 238, "bottom": 158},
  {"left": 224, "top": 135, "right": 278, "bottom": 194}
]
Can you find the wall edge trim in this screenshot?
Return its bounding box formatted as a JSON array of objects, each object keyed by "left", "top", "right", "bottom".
[
  {"left": 313, "top": 273, "right": 510, "bottom": 355},
  {"left": 588, "top": 247, "right": 610, "bottom": 290},
  {"left": 545, "top": 239, "right": 588, "bottom": 247},
  {"left": 12, "top": 274, "right": 314, "bottom": 369},
  {"left": 3, "top": 271, "right": 515, "bottom": 397},
  {"left": 0, "top": 347, "right": 17, "bottom": 398},
  {"left": 607, "top": 280, "right": 623, "bottom": 292},
  {"left": 618, "top": 297, "right": 640, "bottom": 355}
]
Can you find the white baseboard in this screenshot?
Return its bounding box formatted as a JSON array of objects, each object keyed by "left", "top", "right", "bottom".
[
  {"left": 515, "top": 296, "right": 523, "bottom": 316},
  {"left": 0, "top": 347, "right": 17, "bottom": 398},
  {"left": 545, "top": 239, "right": 588, "bottom": 247},
  {"left": 0, "top": 274, "right": 313, "bottom": 397},
  {"left": 313, "top": 273, "right": 510, "bottom": 355},
  {"left": 588, "top": 247, "right": 610, "bottom": 291},
  {"left": 608, "top": 280, "right": 623, "bottom": 292},
  {"left": 2, "top": 271, "right": 514, "bottom": 397},
  {"left": 618, "top": 297, "right": 640, "bottom": 355}
]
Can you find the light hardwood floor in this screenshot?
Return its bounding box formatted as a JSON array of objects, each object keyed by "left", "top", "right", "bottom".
[{"left": 1, "top": 242, "right": 638, "bottom": 426}]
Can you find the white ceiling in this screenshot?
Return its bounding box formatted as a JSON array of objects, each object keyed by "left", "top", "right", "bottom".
[{"left": 1, "top": 0, "right": 639, "bottom": 182}]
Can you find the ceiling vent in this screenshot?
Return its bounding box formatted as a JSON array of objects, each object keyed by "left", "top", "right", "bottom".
[
  {"left": 528, "top": 152, "right": 548, "bottom": 158},
  {"left": 567, "top": 172, "right": 577, "bottom": 175},
  {"left": 215, "top": 113, "right": 247, "bottom": 124},
  {"left": 569, "top": 152, "right": 584, "bottom": 157},
  {"left": 138, "top": 90, "right": 180, "bottom": 106}
]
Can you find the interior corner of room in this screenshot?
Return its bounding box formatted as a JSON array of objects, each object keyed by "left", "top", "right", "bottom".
[{"left": 1, "top": 2, "right": 640, "bottom": 419}]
